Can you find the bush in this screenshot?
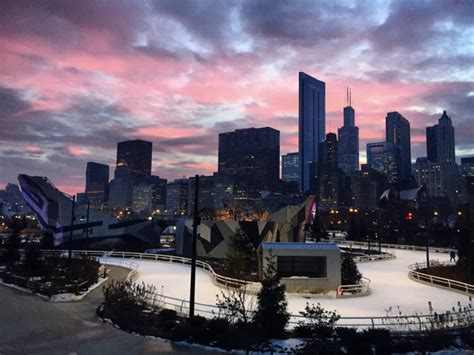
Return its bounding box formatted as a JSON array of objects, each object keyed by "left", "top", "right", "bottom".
[
  {"left": 187, "top": 315, "right": 207, "bottom": 328},
  {"left": 294, "top": 302, "right": 340, "bottom": 338},
  {"left": 158, "top": 309, "right": 177, "bottom": 322},
  {"left": 169, "top": 321, "right": 192, "bottom": 341},
  {"left": 103, "top": 280, "right": 156, "bottom": 312},
  {"left": 341, "top": 252, "right": 362, "bottom": 285},
  {"left": 207, "top": 317, "right": 230, "bottom": 335}
]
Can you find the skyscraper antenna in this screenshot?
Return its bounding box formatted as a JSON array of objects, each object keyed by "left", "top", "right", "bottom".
[
  {"left": 346, "top": 87, "right": 349, "bottom": 106},
  {"left": 349, "top": 87, "right": 352, "bottom": 106}
]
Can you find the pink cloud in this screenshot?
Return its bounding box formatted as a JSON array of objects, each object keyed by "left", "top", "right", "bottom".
[{"left": 67, "top": 146, "right": 89, "bottom": 156}]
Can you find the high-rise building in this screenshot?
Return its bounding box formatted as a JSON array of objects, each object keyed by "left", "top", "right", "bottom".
[
  {"left": 282, "top": 152, "right": 300, "bottom": 188},
  {"left": 367, "top": 142, "right": 401, "bottom": 184},
  {"left": 218, "top": 127, "right": 279, "bottom": 192},
  {"left": 85, "top": 162, "right": 109, "bottom": 207},
  {"left": 166, "top": 179, "right": 189, "bottom": 216},
  {"left": 145, "top": 175, "right": 167, "bottom": 211},
  {"left": 109, "top": 164, "right": 132, "bottom": 209},
  {"left": 352, "top": 165, "right": 387, "bottom": 211},
  {"left": 212, "top": 173, "right": 235, "bottom": 209},
  {"left": 337, "top": 88, "right": 359, "bottom": 175},
  {"left": 426, "top": 111, "right": 456, "bottom": 163},
  {"left": 386, "top": 112, "right": 411, "bottom": 181},
  {"left": 116, "top": 140, "right": 152, "bottom": 179},
  {"left": 461, "top": 157, "right": 474, "bottom": 177},
  {"left": 188, "top": 175, "right": 215, "bottom": 215},
  {"left": 319, "top": 133, "right": 340, "bottom": 210},
  {"left": 299, "top": 72, "right": 325, "bottom": 192},
  {"left": 414, "top": 157, "right": 457, "bottom": 203},
  {"left": 132, "top": 183, "right": 154, "bottom": 213}
]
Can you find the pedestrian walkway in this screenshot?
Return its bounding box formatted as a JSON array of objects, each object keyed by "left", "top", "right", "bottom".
[{"left": 0, "top": 266, "right": 216, "bottom": 354}]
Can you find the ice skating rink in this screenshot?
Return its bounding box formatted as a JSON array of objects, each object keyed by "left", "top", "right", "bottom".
[{"left": 109, "top": 248, "right": 471, "bottom": 318}]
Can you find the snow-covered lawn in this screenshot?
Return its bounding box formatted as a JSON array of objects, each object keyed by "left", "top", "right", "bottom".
[{"left": 102, "top": 248, "right": 470, "bottom": 320}]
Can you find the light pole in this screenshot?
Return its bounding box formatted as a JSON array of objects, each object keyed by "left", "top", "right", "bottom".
[
  {"left": 85, "top": 199, "right": 90, "bottom": 239},
  {"left": 68, "top": 195, "right": 76, "bottom": 260},
  {"left": 189, "top": 175, "right": 200, "bottom": 318}
]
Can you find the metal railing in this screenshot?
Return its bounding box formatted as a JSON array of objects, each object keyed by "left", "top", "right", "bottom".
[
  {"left": 59, "top": 249, "right": 256, "bottom": 290},
  {"left": 337, "top": 276, "right": 371, "bottom": 297},
  {"left": 335, "top": 240, "right": 452, "bottom": 254},
  {"left": 408, "top": 261, "right": 474, "bottom": 295}
]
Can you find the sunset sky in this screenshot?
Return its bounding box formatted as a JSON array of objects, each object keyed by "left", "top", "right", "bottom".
[{"left": 1, "top": 0, "right": 473, "bottom": 194}]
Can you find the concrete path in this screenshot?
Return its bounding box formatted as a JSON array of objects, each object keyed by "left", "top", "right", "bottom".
[{"left": 0, "top": 266, "right": 217, "bottom": 354}]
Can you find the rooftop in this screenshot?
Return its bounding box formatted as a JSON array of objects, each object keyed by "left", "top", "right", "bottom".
[{"left": 261, "top": 242, "right": 340, "bottom": 251}]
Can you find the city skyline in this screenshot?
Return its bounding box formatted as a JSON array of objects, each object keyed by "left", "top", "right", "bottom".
[{"left": 1, "top": 1, "right": 473, "bottom": 194}]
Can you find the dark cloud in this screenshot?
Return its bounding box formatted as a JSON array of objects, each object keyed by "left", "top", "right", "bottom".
[
  {"left": 150, "top": 0, "right": 236, "bottom": 45},
  {"left": 370, "top": 1, "right": 474, "bottom": 54},
  {"left": 0, "top": 87, "right": 30, "bottom": 118}
]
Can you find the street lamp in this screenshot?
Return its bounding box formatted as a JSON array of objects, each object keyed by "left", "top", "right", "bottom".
[
  {"left": 375, "top": 232, "right": 381, "bottom": 253},
  {"left": 367, "top": 234, "right": 371, "bottom": 254}
]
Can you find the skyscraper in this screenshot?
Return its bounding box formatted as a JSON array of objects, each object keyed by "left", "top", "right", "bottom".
[
  {"left": 85, "top": 162, "right": 109, "bottom": 207},
  {"left": 337, "top": 88, "right": 359, "bottom": 175},
  {"left": 367, "top": 142, "right": 401, "bottom": 184},
  {"left": 319, "top": 133, "right": 340, "bottom": 210},
  {"left": 299, "top": 72, "right": 325, "bottom": 192},
  {"left": 415, "top": 157, "right": 457, "bottom": 203},
  {"left": 109, "top": 164, "right": 132, "bottom": 209},
  {"left": 218, "top": 127, "right": 280, "bottom": 192},
  {"left": 116, "top": 140, "right": 152, "bottom": 179},
  {"left": 386, "top": 112, "right": 411, "bottom": 181},
  {"left": 166, "top": 179, "right": 189, "bottom": 216},
  {"left": 426, "top": 111, "right": 456, "bottom": 163},
  {"left": 282, "top": 152, "right": 300, "bottom": 188}
]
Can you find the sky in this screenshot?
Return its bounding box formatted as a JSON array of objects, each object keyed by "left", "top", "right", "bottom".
[{"left": 0, "top": 0, "right": 473, "bottom": 194}]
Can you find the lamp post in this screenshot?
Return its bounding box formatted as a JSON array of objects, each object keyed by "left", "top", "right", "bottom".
[
  {"left": 189, "top": 175, "right": 200, "bottom": 318},
  {"left": 68, "top": 195, "right": 76, "bottom": 260},
  {"left": 367, "top": 234, "right": 371, "bottom": 254}
]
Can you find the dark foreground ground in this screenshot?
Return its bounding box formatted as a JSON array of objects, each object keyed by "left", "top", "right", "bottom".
[{"left": 0, "top": 266, "right": 217, "bottom": 354}]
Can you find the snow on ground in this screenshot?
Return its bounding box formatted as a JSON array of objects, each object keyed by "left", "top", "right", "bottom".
[{"left": 104, "top": 248, "right": 470, "bottom": 319}]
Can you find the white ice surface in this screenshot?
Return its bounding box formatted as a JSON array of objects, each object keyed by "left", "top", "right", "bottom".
[{"left": 108, "top": 248, "right": 471, "bottom": 319}]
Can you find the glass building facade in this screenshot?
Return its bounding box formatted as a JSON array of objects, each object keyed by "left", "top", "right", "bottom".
[
  {"left": 282, "top": 152, "right": 300, "bottom": 189},
  {"left": 298, "top": 72, "right": 325, "bottom": 192},
  {"left": 386, "top": 112, "right": 411, "bottom": 181}
]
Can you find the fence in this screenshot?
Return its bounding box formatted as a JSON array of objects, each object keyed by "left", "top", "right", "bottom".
[
  {"left": 408, "top": 261, "right": 474, "bottom": 295},
  {"left": 334, "top": 240, "right": 452, "bottom": 254},
  {"left": 337, "top": 276, "right": 371, "bottom": 297}
]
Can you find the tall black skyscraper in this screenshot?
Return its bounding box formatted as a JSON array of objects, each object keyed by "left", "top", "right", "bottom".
[
  {"left": 337, "top": 88, "right": 359, "bottom": 175},
  {"left": 116, "top": 140, "right": 152, "bottom": 179},
  {"left": 319, "top": 133, "right": 340, "bottom": 210},
  {"left": 386, "top": 112, "right": 411, "bottom": 181},
  {"left": 85, "top": 162, "right": 109, "bottom": 206},
  {"left": 299, "top": 72, "right": 325, "bottom": 192},
  {"left": 426, "top": 111, "right": 456, "bottom": 163},
  {"left": 218, "top": 127, "right": 280, "bottom": 192}
]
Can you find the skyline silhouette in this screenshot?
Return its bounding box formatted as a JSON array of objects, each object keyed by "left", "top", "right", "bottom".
[{"left": 1, "top": 1, "right": 473, "bottom": 194}]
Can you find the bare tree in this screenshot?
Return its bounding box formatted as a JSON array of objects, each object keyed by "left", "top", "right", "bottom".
[{"left": 216, "top": 283, "right": 256, "bottom": 325}]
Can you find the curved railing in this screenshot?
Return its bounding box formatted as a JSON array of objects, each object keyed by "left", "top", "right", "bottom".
[
  {"left": 337, "top": 276, "right": 371, "bottom": 297},
  {"left": 61, "top": 249, "right": 256, "bottom": 290},
  {"left": 408, "top": 261, "right": 474, "bottom": 295}
]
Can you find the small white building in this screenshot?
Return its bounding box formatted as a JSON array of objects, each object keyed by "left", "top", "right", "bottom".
[{"left": 259, "top": 242, "right": 341, "bottom": 293}]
